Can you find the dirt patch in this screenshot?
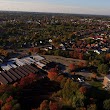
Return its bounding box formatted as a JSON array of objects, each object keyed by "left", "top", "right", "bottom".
[{"left": 42, "top": 55, "right": 86, "bottom": 72}]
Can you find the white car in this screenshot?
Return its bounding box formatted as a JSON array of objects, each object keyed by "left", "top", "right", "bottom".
[{"left": 78, "top": 78, "right": 84, "bottom": 82}]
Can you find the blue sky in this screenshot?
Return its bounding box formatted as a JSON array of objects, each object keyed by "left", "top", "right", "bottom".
[{"left": 0, "top": 0, "right": 110, "bottom": 15}]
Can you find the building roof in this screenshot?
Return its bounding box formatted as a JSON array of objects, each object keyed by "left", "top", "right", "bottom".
[
  {"left": 21, "top": 66, "right": 33, "bottom": 74},
  {"left": 0, "top": 74, "right": 8, "bottom": 84},
  {"left": 9, "top": 69, "right": 21, "bottom": 79},
  {"left": 15, "top": 69, "right": 25, "bottom": 77},
  {"left": 7, "top": 71, "right": 17, "bottom": 81},
  {"left": 1, "top": 71, "right": 13, "bottom": 83},
  {"left": 106, "top": 74, "right": 110, "bottom": 80},
  {"left": 23, "top": 65, "right": 35, "bottom": 73},
  {"left": 9, "top": 63, "right": 17, "bottom": 68},
  {"left": 27, "top": 65, "right": 38, "bottom": 72},
  {"left": 1, "top": 65, "right": 11, "bottom": 71},
  {"left": 31, "top": 55, "right": 44, "bottom": 61},
  {"left": 0, "top": 64, "right": 39, "bottom": 84},
  {"left": 15, "top": 59, "right": 25, "bottom": 66},
  {"left": 17, "top": 67, "right": 28, "bottom": 76}
]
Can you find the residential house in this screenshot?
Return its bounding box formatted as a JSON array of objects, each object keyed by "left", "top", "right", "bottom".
[{"left": 103, "top": 74, "right": 110, "bottom": 89}]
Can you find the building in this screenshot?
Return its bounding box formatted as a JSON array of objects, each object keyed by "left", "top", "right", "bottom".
[
  {"left": 0, "top": 64, "right": 39, "bottom": 85},
  {"left": 0, "top": 54, "right": 52, "bottom": 85}
]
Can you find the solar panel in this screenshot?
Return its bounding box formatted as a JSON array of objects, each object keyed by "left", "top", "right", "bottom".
[
  {"left": 7, "top": 71, "right": 17, "bottom": 81},
  {"left": 9, "top": 69, "right": 21, "bottom": 79},
  {"left": 1, "top": 72, "right": 13, "bottom": 83},
  {"left": 0, "top": 74, "right": 8, "bottom": 84}
]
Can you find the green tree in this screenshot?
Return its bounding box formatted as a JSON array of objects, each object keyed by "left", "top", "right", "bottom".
[
  {"left": 103, "top": 99, "right": 110, "bottom": 110},
  {"left": 12, "top": 103, "right": 21, "bottom": 110},
  {"left": 97, "top": 64, "right": 109, "bottom": 75},
  {"left": 87, "top": 104, "right": 97, "bottom": 110}
]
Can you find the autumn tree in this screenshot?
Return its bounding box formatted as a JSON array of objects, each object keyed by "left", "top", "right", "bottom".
[
  {"left": 106, "top": 53, "right": 110, "bottom": 61},
  {"left": 1, "top": 103, "right": 12, "bottom": 110},
  {"left": 19, "top": 73, "right": 37, "bottom": 88},
  {"left": 68, "top": 63, "right": 76, "bottom": 73},
  {"left": 78, "top": 53, "right": 84, "bottom": 60},
  {"left": 55, "top": 75, "right": 64, "bottom": 83},
  {"left": 49, "top": 101, "right": 60, "bottom": 110},
  {"left": 6, "top": 96, "right": 13, "bottom": 103},
  {"left": 39, "top": 100, "right": 49, "bottom": 110},
  {"left": 48, "top": 71, "right": 58, "bottom": 80},
  {"left": 90, "top": 73, "right": 97, "bottom": 80},
  {"left": 79, "top": 86, "right": 87, "bottom": 94},
  {"left": 48, "top": 67, "right": 59, "bottom": 80}
]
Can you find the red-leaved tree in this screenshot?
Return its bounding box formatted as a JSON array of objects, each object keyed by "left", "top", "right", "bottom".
[{"left": 79, "top": 86, "right": 87, "bottom": 94}]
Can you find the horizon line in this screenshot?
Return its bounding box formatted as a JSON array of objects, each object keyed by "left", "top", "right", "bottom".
[{"left": 0, "top": 10, "right": 110, "bottom": 17}]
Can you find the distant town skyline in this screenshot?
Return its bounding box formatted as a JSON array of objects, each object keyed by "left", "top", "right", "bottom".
[{"left": 0, "top": 0, "right": 110, "bottom": 15}]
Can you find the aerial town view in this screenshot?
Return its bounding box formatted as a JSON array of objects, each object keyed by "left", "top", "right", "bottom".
[{"left": 0, "top": 0, "right": 110, "bottom": 110}]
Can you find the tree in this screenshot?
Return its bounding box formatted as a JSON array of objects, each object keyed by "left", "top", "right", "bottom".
[
  {"left": 6, "top": 96, "right": 13, "bottom": 103},
  {"left": 1, "top": 93, "right": 9, "bottom": 103},
  {"left": 28, "top": 73, "right": 37, "bottom": 82},
  {"left": 48, "top": 67, "right": 59, "bottom": 80},
  {"left": 106, "top": 54, "right": 110, "bottom": 61},
  {"left": 12, "top": 103, "right": 21, "bottom": 110},
  {"left": 68, "top": 63, "right": 76, "bottom": 72},
  {"left": 2, "top": 104, "right": 12, "bottom": 110},
  {"left": 87, "top": 104, "right": 97, "bottom": 110},
  {"left": 79, "top": 86, "right": 87, "bottom": 94},
  {"left": 19, "top": 73, "right": 37, "bottom": 88},
  {"left": 97, "top": 64, "right": 109, "bottom": 75},
  {"left": 103, "top": 99, "right": 110, "bottom": 110},
  {"left": 90, "top": 73, "right": 97, "bottom": 80},
  {"left": 48, "top": 71, "right": 58, "bottom": 80},
  {"left": 39, "top": 100, "right": 49, "bottom": 110},
  {"left": 49, "top": 101, "right": 60, "bottom": 110},
  {"left": 55, "top": 75, "right": 64, "bottom": 83},
  {"left": 78, "top": 53, "right": 84, "bottom": 60},
  {"left": 0, "top": 100, "right": 3, "bottom": 108}
]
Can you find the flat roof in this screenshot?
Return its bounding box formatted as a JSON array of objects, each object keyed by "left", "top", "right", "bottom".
[
  {"left": 23, "top": 65, "right": 35, "bottom": 73},
  {"left": 17, "top": 67, "right": 28, "bottom": 75},
  {"left": 31, "top": 55, "right": 44, "bottom": 61},
  {"left": 36, "top": 62, "right": 45, "bottom": 68},
  {"left": 1, "top": 71, "right": 13, "bottom": 83},
  {"left": 0, "top": 62, "right": 40, "bottom": 84},
  {"left": 15, "top": 69, "right": 25, "bottom": 77},
  {"left": 0, "top": 74, "right": 8, "bottom": 84},
  {"left": 21, "top": 66, "right": 33, "bottom": 74},
  {"left": 28, "top": 65, "right": 39, "bottom": 72},
  {"left": 7, "top": 71, "right": 17, "bottom": 81},
  {"left": 1, "top": 65, "right": 11, "bottom": 71},
  {"left": 9, "top": 69, "right": 21, "bottom": 79}
]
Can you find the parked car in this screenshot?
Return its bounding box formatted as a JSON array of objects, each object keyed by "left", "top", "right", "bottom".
[{"left": 77, "top": 78, "right": 84, "bottom": 82}]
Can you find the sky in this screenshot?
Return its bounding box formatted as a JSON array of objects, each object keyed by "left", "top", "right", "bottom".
[{"left": 0, "top": 0, "right": 110, "bottom": 15}]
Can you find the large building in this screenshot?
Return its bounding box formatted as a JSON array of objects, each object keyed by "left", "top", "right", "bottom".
[
  {"left": 0, "top": 65, "right": 39, "bottom": 85},
  {"left": 0, "top": 55, "right": 51, "bottom": 85}
]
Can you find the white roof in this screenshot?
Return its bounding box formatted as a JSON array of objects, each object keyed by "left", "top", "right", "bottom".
[
  {"left": 8, "top": 58, "right": 19, "bottom": 62},
  {"left": 23, "top": 57, "right": 36, "bottom": 63},
  {"left": 36, "top": 62, "right": 45, "bottom": 68},
  {"left": 21, "top": 58, "right": 31, "bottom": 65},
  {"left": 9, "top": 64, "right": 17, "bottom": 68},
  {"left": 15, "top": 59, "right": 25, "bottom": 66},
  {"left": 32, "top": 55, "right": 44, "bottom": 61},
  {"left": 1, "top": 65, "right": 11, "bottom": 71}
]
